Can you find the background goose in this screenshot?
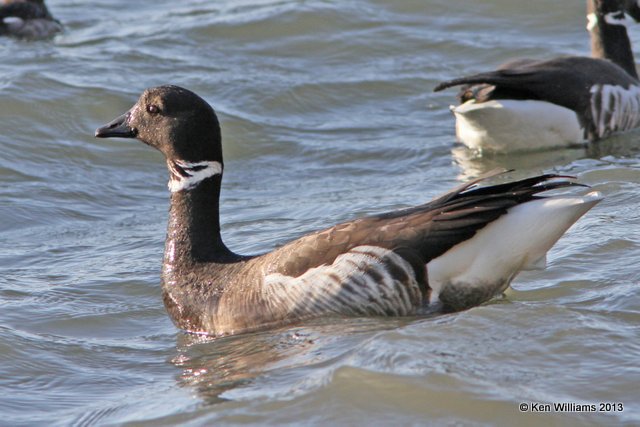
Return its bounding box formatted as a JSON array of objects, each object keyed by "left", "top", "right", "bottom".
[
  {"left": 0, "top": 0, "right": 61, "bottom": 39},
  {"left": 95, "top": 85, "right": 602, "bottom": 337},
  {"left": 434, "top": 0, "right": 640, "bottom": 152}
]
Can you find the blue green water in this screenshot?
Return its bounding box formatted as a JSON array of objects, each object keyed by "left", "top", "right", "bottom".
[{"left": 1, "top": 0, "right": 639, "bottom": 425}]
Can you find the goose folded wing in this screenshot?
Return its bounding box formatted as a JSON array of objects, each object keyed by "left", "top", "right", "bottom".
[
  {"left": 434, "top": 57, "right": 638, "bottom": 113},
  {"left": 262, "top": 172, "right": 581, "bottom": 280}
]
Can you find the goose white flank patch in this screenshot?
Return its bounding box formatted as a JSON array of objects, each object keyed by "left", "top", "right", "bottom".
[
  {"left": 0, "top": 0, "right": 62, "bottom": 39},
  {"left": 95, "top": 85, "right": 602, "bottom": 337},
  {"left": 434, "top": 0, "right": 640, "bottom": 152}
]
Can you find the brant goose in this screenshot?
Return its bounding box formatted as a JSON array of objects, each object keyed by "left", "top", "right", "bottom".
[
  {"left": 434, "top": 0, "right": 640, "bottom": 152},
  {"left": 0, "top": 0, "right": 62, "bottom": 39},
  {"left": 95, "top": 85, "right": 602, "bottom": 337}
]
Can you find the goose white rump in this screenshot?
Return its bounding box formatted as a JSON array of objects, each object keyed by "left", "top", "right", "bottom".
[{"left": 427, "top": 190, "right": 603, "bottom": 310}]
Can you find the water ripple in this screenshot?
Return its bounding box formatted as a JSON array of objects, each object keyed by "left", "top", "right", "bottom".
[{"left": 1, "top": 0, "right": 640, "bottom": 425}]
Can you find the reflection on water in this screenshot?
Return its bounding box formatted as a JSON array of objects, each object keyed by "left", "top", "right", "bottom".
[
  {"left": 452, "top": 144, "right": 587, "bottom": 180},
  {"left": 172, "top": 317, "right": 407, "bottom": 404},
  {"left": 173, "top": 328, "right": 308, "bottom": 404},
  {"left": 452, "top": 129, "right": 640, "bottom": 181},
  {"left": 169, "top": 307, "right": 638, "bottom": 426},
  {"left": 585, "top": 129, "right": 640, "bottom": 160}
]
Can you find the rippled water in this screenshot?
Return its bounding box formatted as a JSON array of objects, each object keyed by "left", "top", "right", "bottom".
[{"left": 1, "top": 0, "right": 639, "bottom": 425}]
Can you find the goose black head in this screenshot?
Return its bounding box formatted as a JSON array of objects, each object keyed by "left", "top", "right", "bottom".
[{"left": 95, "top": 85, "right": 223, "bottom": 165}]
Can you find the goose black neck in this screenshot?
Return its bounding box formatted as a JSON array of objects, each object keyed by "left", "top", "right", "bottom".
[
  {"left": 588, "top": 0, "right": 638, "bottom": 79},
  {"left": 163, "top": 176, "right": 238, "bottom": 268}
]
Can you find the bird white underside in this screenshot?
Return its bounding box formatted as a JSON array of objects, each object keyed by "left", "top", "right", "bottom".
[
  {"left": 427, "top": 191, "right": 603, "bottom": 308},
  {"left": 262, "top": 191, "right": 602, "bottom": 314},
  {"left": 452, "top": 100, "right": 584, "bottom": 152}
]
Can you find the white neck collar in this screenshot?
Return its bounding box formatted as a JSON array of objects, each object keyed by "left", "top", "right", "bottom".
[{"left": 167, "top": 160, "right": 222, "bottom": 192}]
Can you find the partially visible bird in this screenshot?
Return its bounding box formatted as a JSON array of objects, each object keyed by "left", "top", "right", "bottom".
[
  {"left": 0, "top": 0, "right": 62, "bottom": 39},
  {"left": 434, "top": 0, "right": 640, "bottom": 152}
]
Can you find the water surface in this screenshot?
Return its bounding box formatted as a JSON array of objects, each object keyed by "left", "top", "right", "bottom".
[{"left": 1, "top": 0, "right": 639, "bottom": 425}]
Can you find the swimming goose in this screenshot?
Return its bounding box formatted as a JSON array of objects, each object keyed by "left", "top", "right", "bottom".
[
  {"left": 434, "top": 0, "right": 640, "bottom": 152},
  {"left": 0, "top": 0, "right": 62, "bottom": 39},
  {"left": 95, "top": 85, "right": 602, "bottom": 337}
]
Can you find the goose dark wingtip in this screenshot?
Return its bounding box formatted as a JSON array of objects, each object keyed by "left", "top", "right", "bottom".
[
  {"left": 433, "top": 81, "right": 453, "bottom": 92},
  {"left": 447, "top": 167, "right": 510, "bottom": 195}
]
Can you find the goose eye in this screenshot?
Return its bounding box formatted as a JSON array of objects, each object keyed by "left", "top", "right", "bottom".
[{"left": 147, "top": 104, "right": 160, "bottom": 114}]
